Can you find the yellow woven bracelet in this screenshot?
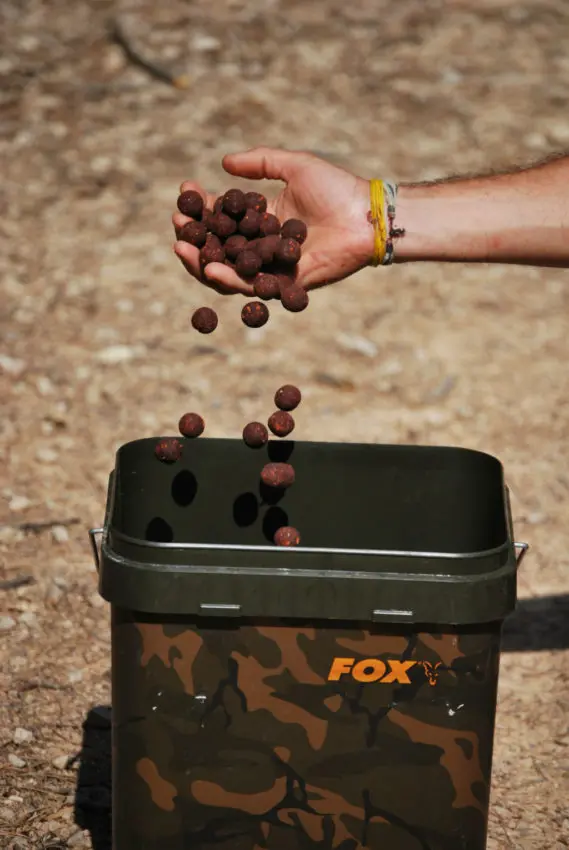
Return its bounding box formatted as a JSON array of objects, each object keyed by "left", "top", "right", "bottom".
[{"left": 369, "top": 179, "right": 387, "bottom": 266}]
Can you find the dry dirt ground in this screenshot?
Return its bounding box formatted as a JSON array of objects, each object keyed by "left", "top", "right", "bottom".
[{"left": 1, "top": 0, "right": 569, "bottom": 848}]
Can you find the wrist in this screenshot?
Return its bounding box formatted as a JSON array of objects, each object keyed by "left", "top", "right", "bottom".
[{"left": 392, "top": 182, "right": 491, "bottom": 264}]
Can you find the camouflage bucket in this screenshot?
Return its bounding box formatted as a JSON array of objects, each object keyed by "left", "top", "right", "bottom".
[{"left": 91, "top": 438, "right": 528, "bottom": 850}]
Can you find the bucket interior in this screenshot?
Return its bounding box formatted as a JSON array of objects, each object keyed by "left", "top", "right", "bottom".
[{"left": 110, "top": 438, "right": 508, "bottom": 555}]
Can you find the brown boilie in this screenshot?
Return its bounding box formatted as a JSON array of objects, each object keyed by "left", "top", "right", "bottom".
[
  {"left": 235, "top": 250, "right": 262, "bottom": 278},
  {"left": 155, "top": 438, "right": 183, "bottom": 463},
  {"left": 241, "top": 301, "right": 269, "bottom": 328},
  {"left": 179, "top": 220, "right": 208, "bottom": 248},
  {"left": 274, "top": 384, "right": 301, "bottom": 411},
  {"left": 224, "top": 234, "right": 249, "bottom": 261},
  {"left": 255, "top": 235, "right": 281, "bottom": 265},
  {"left": 177, "top": 190, "right": 204, "bottom": 219},
  {"left": 274, "top": 526, "right": 301, "bottom": 547},
  {"left": 244, "top": 192, "right": 268, "bottom": 214},
  {"left": 268, "top": 410, "right": 295, "bottom": 437},
  {"left": 281, "top": 285, "right": 309, "bottom": 313},
  {"left": 281, "top": 218, "right": 308, "bottom": 244},
  {"left": 242, "top": 421, "right": 269, "bottom": 448},
  {"left": 178, "top": 412, "right": 205, "bottom": 438},
  {"left": 222, "top": 188, "right": 247, "bottom": 219},
  {"left": 191, "top": 306, "right": 218, "bottom": 334},
  {"left": 261, "top": 462, "right": 295, "bottom": 489},
  {"left": 209, "top": 212, "right": 237, "bottom": 239},
  {"left": 275, "top": 237, "right": 301, "bottom": 266},
  {"left": 259, "top": 213, "right": 281, "bottom": 237},
  {"left": 253, "top": 273, "right": 280, "bottom": 301},
  {"left": 238, "top": 209, "right": 261, "bottom": 238}
]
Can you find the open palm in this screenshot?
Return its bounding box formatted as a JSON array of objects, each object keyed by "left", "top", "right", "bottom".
[{"left": 172, "top": 147, "right": 373, "bottom": 296}]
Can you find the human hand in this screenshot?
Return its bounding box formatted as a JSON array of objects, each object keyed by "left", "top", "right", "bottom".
[{"left": 172, "top": 147, "right": 374, "bottom": 296}]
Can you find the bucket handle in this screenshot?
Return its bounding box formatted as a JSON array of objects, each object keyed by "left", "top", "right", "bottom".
[
  {"left": 515, "top": 541, "right": 529, "bottom": 567},
  {"left": 89, "top": 527, "right": 104, "bottom": 572},
  {"left": 88, "top": 528, "right": 529, "bottom": 571}
]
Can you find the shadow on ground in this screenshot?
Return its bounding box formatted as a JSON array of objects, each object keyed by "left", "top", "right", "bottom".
[
  {"left": 73, "top": 595, "right": 569, "bottom": 849},
  {"left": 502, "top": 593, "right": 569, "bottom": 653},
  {"left": 74, "top": 706, "right": 112, "bottom": 850}
]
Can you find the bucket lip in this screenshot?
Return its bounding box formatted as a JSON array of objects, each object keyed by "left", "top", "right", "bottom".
[
  {"left": 116, "top": 436, "right": 504, "bottom": 469},
  {"left": 106, "top": 525, "right": 512, "bottom": 563}
]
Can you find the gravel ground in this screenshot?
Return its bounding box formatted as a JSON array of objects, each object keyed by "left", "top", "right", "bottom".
[{"left": 1, "top": 1, "right": 568, "bottom": 848}]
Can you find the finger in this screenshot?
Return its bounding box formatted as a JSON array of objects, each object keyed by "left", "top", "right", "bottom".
[
  {"left": 174, "top": 243, "right": 247, "bottom": 296},
  {"left": 174, "top": 240, "right": 202, "bottom": 279},
  {"left": 172, "top": 211, "right": 191, "bottom": 238},
  {"left": 222, "top": 147, "right": 312, "bottom": 184},
  {"left": 202, "top": 262, "right": 255, "bottom": 297}
]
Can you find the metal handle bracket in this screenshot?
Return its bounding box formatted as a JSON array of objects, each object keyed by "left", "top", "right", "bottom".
[
  {"left": 89, "top": 527, "right": 104, "bottom": 572},
  {"left": 514, "top": 541, "right": 529, "bottom": 567}
]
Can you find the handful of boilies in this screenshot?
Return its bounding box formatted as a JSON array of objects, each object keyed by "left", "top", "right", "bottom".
[{"left": 178, "top": 188, "right": 309, "bottom": 330}]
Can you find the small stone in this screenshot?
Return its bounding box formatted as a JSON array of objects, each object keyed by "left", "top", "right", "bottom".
[
  {"left": 274, "top": 526, "right": 301, "bottom": 547},
  {"left": 8, "top": 754, "right": 26, "bottom": 768},
  {"left": 52, "top": 754, "right": 70, "bottom": 770},
  {"left": 68, "top": 669, "right": 84, "bottom": 683},
  {"left": 244, "top": 192, "right": 267, "bottom": 214},
  {"left": 67, "top": 829, "right": 90, "bottom": 847},
  {"left": 35, "top": 447, "right": 58, "bottom": 463},
  {"left": 19, "top": 611, "right": 37, "bottom": 627},
  {"left": 0, "top": 355, "right": 25, "bottom": 377},
  {"left": 261, "top": 463, "right": 295, "bottom": 489},
  {"left": 178, "top": 413, "right": 205, "bottom": 438},
  {"left": 191, "top": 307, "right": 218, "bottom": 334},
  {"left": 96, "top": 345, "right": 144, "bottom": 364},
  {"left": 191, "top": 34, "right": 222, "bottom": 51},
  {"left": 51, "top": 525, "right": 70, "bottom": 543},
  {"left": 268, "top": 410, "right": 295, "bottom": 437},
  {"left": 281, "top": 286, "right": 309, "bottom": 313},
  {"left": 177, "top": 190, "right": 204, "bottom": 218},
  {"left": 88, "top": 592, "right": 105, "bottom": 609},
  {"left": 13, "top": 727, "right": 33, "bottom": 744},
  {"left": 0, "top": 615, "right": 16, "bottom": 631},
  {"left": 243, "top": 422, "right": 269, "bottom": 448},
  {"left": 9, "top": 495, "right": 31, "bottom": 512},
  {"left": 241, "top": 301, "right": 269, "bottom": 328},
  {"left": 274, "top": 384, "right": 301, "bottom": 411},
  {"left": 281, "top": 219, "right": 307, "bottom": 244},
  {"left": 36, "top": 376, "right": 54, "bottom": 396}
]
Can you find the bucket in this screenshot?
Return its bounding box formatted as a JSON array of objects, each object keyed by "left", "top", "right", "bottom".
[{"left": 90, "top": 437, "right": 527, "bottom": 850}]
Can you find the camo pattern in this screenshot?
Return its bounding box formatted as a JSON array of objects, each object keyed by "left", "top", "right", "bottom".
[{"left": 111, "top": 608, "right": 502, "bottom": 850}]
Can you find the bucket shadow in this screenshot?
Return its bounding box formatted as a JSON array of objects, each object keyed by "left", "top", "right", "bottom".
[
  {"left": 502, "top": 593, "right": 569, "bottom": 652},
  {"left": 73, "top": 705, "right": 112, "bottom": 850}
]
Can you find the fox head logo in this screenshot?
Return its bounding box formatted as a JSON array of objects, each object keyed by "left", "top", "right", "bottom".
[{"left": 420, "top": 661, "right": 442, "bottom": 686}]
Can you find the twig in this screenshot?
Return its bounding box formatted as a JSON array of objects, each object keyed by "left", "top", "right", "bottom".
[
  {"left": 107, "top": 16, "right": 190, "bottom": 89},
  {"left": 0, "top": 517, "right": 80, "bottom": 533},
  {"left": 0, "top": 575, "right": 35, "bottom": 591},
  {"left": 18, "top": 680, "right": 71, "bottom": 693}
]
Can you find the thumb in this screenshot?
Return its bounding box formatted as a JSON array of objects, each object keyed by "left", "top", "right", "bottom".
[{"left": 222, "top": 146, "right": 311, "bottom": 183}]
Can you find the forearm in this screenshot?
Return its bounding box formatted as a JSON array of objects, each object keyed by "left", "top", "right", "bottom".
[{"left": 393, "top": 154, "right": 569, "bottom": 267}]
